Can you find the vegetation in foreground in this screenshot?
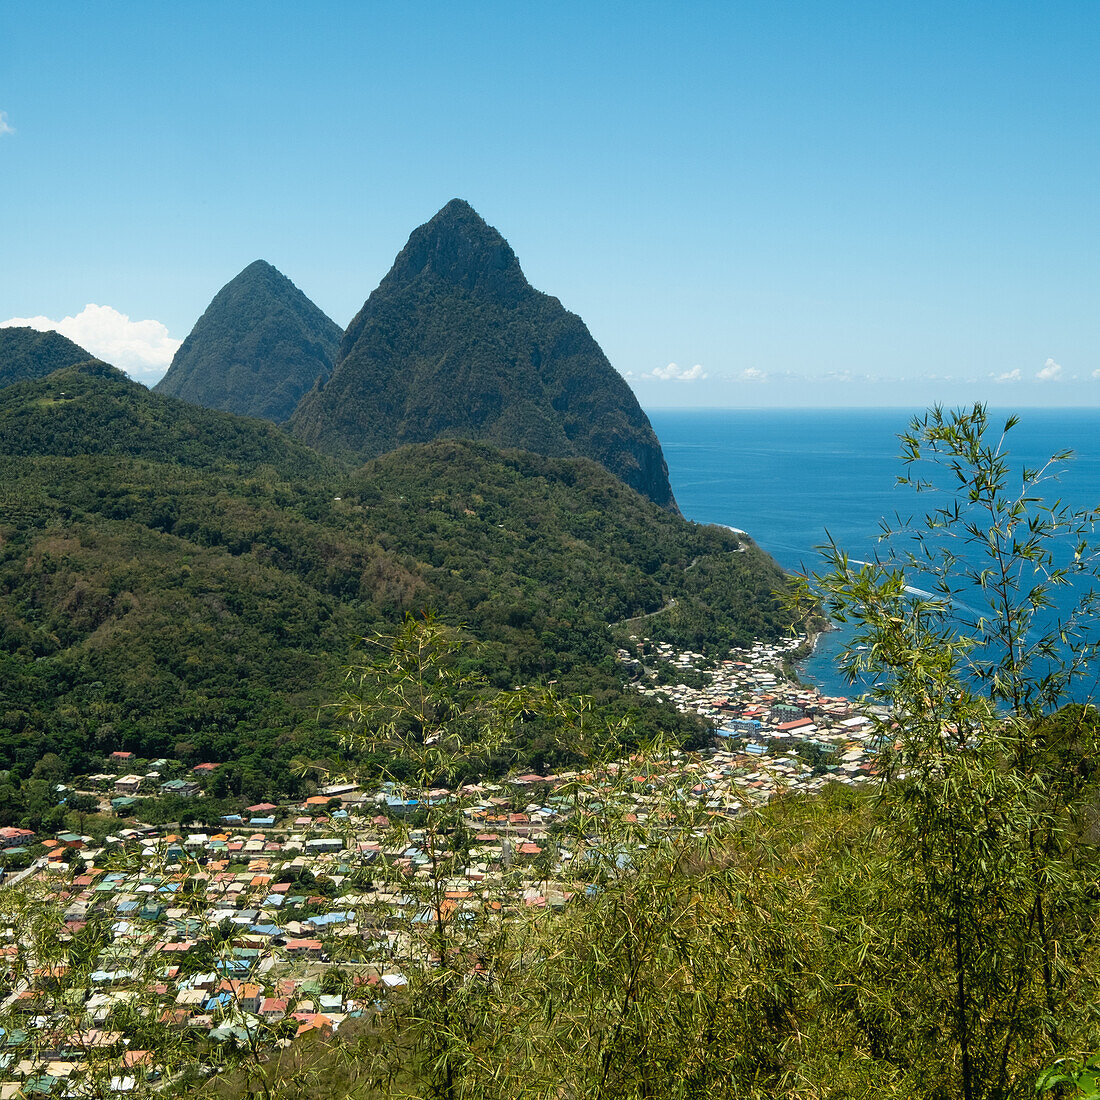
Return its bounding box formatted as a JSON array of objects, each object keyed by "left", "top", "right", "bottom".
[
  {"left": 213, "top": 406, "right": 1100, "bottom": 1099},
  {"left": 3, "top": 404, "right": 1098, "bottom": 1100}
]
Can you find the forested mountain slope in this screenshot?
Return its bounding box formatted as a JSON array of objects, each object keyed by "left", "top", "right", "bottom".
[
  {"left": 290, "top": 199, "right": 678, "bottom": 510},
  {"left": 0, "top": 360, "right": 335, "bottom": 475},
  {"left": 154, "top": 259, "right": 342, "bottom": 423},
  {"left": 0, "top": 364, "right": 793, "bottom": 796},
  {"left": 0, "top": 326, "right": 93, "bottom": 389}
]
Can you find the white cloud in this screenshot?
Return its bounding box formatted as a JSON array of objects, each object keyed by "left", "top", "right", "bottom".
[
  {"left": 644, "top": 362, "right": 707, "bottom": 381},
  {"left": 1092, "top": 369, "right": 1100, "bottom": 381},
  {"left": 739, "top": 368, "right": 767, "bottom": 382},
  {"left": 1037, "top": 357, "right": 1063, "bottom": 382},
  {"left": 0, "top": 111, "right": 12, "bottom": 137},
  {"left": 0, "top": 304, "right": 180, "bottom": 384},
  {"left": 995, "top": 369, "right": 1022, "bottom": 383}
]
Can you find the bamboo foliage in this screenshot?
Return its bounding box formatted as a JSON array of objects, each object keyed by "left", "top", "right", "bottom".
[{"left": 801, "top": 404, "right": 1100, "bottom": 1100}]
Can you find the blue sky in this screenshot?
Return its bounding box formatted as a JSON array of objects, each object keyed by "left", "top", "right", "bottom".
[{"left": 3, "top": 1, "right": 1099, "bottom": 407}]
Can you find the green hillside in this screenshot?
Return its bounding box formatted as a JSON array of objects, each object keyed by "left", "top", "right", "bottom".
[
  {"left": 0, "top": 326, "right": 93, "bottom": 389},
  {"left": 0, "top": 366, "right": 795, "bottom": 796},
  {"left": 0, "top": 359, "right": 335, "bottom": 476},
  {"left": 291, "top": 200, "right": 678, "bottom": 510}
]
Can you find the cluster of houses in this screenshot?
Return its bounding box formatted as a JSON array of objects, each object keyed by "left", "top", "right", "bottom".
[
  {"left": 0, "top": 767, "right": 604, "bottom": 1091},
  {"left": 0, "top": 832, "right": 35, "bottom": 855},
  {"left": 0, "top": 824, "right": 394, "bottom": 1093},
  {"left": 78, "top": 756, "right": 210, "bottom": 817},
  {"left": 0, "top": 634, "right": 885, "bottom": 1094},
  {"left": 619, "top": 635, "right": 888, "bottom": 797}
]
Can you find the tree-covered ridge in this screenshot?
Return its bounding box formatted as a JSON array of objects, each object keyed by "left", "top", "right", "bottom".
[
  {"left": 290, "top": 199, "right": 678, "bottom": 511},
  {"left": 0, "top": 399, "right": 794, "bottom": 791},
  {"left": 154, "top": 259, "right": 342, "bottom": 423},
  {"left": 353, "top": 440, "right": 790, "bottom": 656},
  {"left": 0, "top": 326, "right": 93, "bottom": 389},
  {"left": 0, "top": 360, "right": 336, "bottom": 477}
]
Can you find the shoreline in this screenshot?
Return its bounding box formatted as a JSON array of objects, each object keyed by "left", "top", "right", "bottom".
[{"left": 618, "top": 632, "right": 884, "bottom": 794}]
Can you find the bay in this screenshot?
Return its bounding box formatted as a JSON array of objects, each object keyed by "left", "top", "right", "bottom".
[{"left": 648, "top": 407, "right": 1100, "bottom": 697}]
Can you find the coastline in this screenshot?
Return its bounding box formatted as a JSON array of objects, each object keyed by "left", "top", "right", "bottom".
[{"left": 618, "top": 632, "right": 884, "bottom": 799}]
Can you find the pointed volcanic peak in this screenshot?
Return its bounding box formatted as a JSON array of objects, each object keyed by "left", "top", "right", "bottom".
[
  {"left": 370, "top": 197, "right": 529, "bottom": 307},
  {"left": 291, "top": 200, "right": 678, "bottom": 511},
  {"left": 154, "top": 260, "right": 342, "bottom": 423},
  {"left": 0, "top": 326, "right": 94, "bottom": 390}
]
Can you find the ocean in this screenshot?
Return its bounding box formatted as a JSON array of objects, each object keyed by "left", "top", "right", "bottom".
[{"left": 648, "top": 407, "right": 1100, "bottom": 698}]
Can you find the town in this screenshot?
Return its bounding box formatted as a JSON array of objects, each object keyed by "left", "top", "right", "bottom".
[{"left": 0, "top": 634, "right": 885, "bottom": 1096}]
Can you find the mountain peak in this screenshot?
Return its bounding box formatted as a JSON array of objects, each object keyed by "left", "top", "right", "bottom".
[
  {"left": 436, "top": 197, "right": 480, "bottom": 220},
  {"left": 238, "top": 258, "right": 278, "bottom": 278},
  {"left": 236, "top": 258, "right": 292, "bottom": 286},
  {"left": 292, "top": 203, "right": 678, "bottom": 511},
  {"left": 384, "top": 199, "right": 527, "bottom": 298},
  {"left": 153, "top": 260, "right": 342, "bottom": 423}
]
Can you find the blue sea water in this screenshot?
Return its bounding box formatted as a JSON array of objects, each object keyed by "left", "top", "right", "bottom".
[{"left": 648, "top": 408, "right": 1100, "bottom": 698}]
